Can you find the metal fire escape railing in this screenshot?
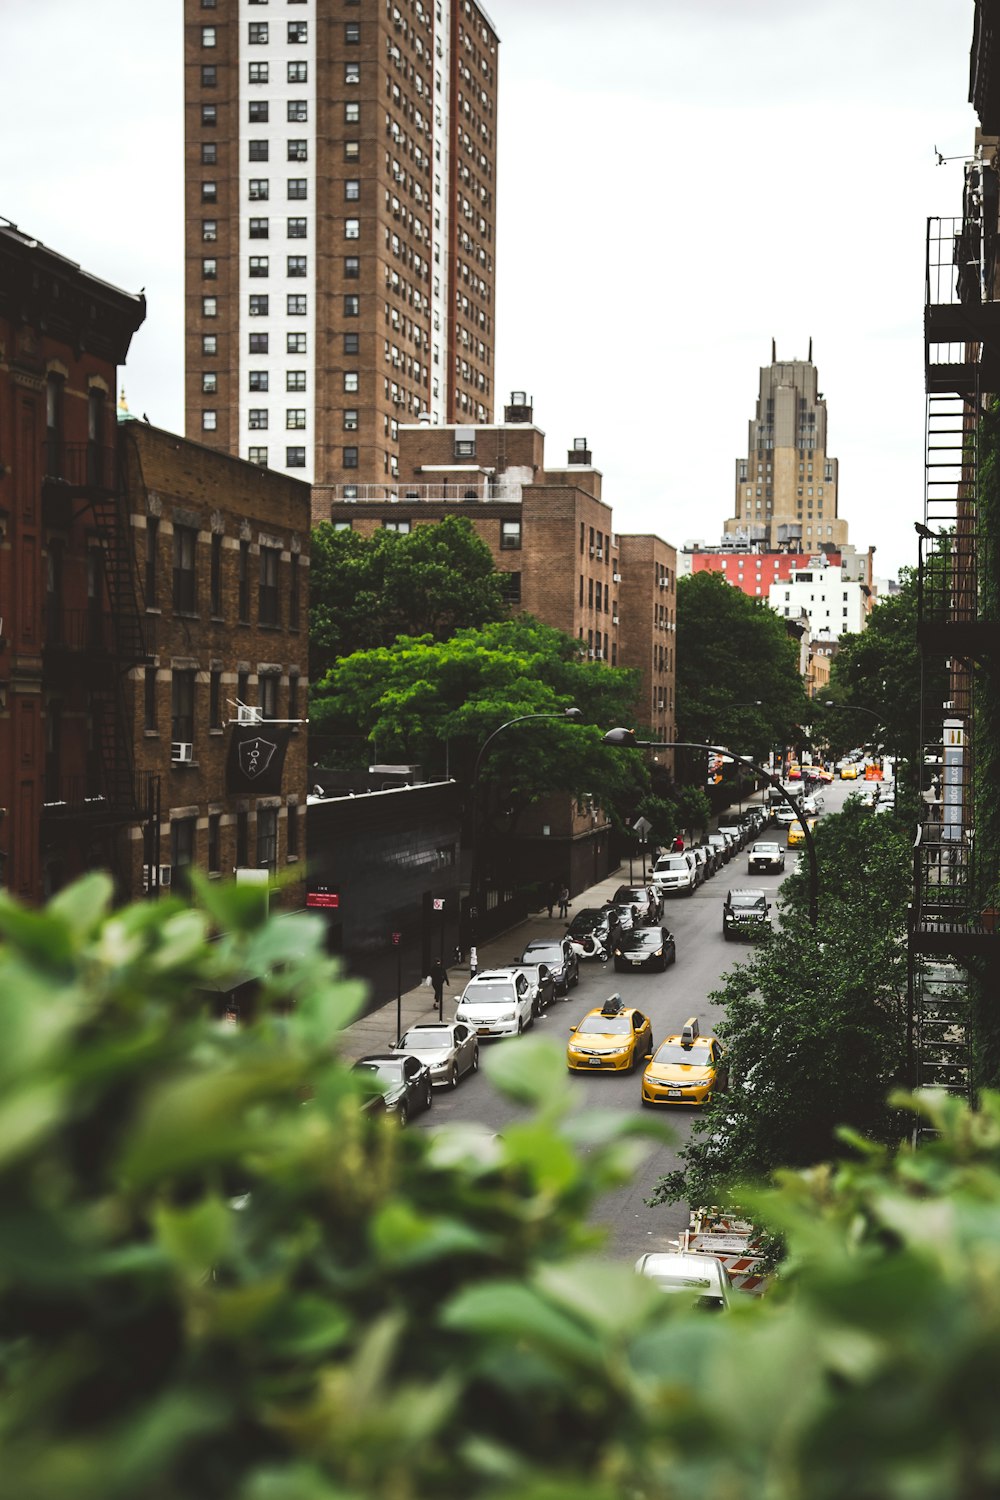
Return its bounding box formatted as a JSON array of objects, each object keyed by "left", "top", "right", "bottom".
[{"left": 40, "top": 437, "right": 154, "bottom": 825}]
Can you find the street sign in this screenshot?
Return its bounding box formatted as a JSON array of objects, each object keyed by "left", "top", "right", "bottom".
[
  {"left": 306, "top": 889, "right": 339, "bottom": 908},
  {"left": 391, "top": 931, "right": 401, "bottom": 946},
  {"left": 432, "top": 898, "right": 445, "bottom": 910},
  {"left": 633, "top": 816, "right": 653, "bottom": 838}
]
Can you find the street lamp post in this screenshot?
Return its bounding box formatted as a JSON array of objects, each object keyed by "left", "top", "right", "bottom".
[
  {"left": 466, "top": 707, "right": 583, "bottom": 972},
  {"left": 603, "top": 728, "right": 820, "bottom": 929},
  {"left": 823, "top": 701, "right": 885, "bottom": 768}
]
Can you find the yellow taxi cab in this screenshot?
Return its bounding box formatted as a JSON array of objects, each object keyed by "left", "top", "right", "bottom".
[
  {"left": 641, "top": 1017, "right": 726, "bottom": 1107},
  {"left": 786, "top": 816, "right": 818, "bottom": 847},
  {"left": 787, "top": 763, "right": 802, "bottom": 781},
  {"left": 817, "top": 767, "right": 835, "bottom": 783},
  {"left": 840, "top": 762, "right": 858, "bottom": 780},
  {"left": 567, "top": 994, "right": 653, "bottom": 1073}
]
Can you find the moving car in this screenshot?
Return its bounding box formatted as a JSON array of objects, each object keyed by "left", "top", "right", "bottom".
[
  {"left": 520, "top": 937, "right": 579, "bottom": 994},
  {"left": 567, "top": 994, "right": 654, "bottom": 1072},
  {"left": 634, "top": 1251, "right": 731, "bottom": 1309},
  {"left": 390, "top": 1021, "right": 479, "bottom": 1089},
  {"left": 722, "top": 887, "right": 772, "bottom": 940},
  {"left": 641, "top": 1016, "right": 727, "bottom": 1106},
  {"left": 455, "top": 969, "right": 535, "bottom": 1037},
  {"left": 612, "top": 924, "right": 676, "bottom": 973},
  {"left": 786, "top": 816, "right": 818, "bottom": 847},
  {"left": 352, "top": 1053, "right": 433, "bottom": 1124},
  {"left": 747, "top": 840, "right": 785, "bottom": 875},
  {"left": 651, "top": 851, "right": 697, "bottom": 898},
  {"left": 774, "top": 803, "right": 798, "bottom": 828}
]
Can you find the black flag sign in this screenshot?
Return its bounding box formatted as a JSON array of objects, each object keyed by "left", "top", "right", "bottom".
[{"left": 225, "top": 724, "right": 293, "bottom": 795}]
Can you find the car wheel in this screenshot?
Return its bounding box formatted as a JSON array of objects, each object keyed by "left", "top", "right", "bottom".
[
  {"left": 570, "top": 969, "right": 579, "bottom": 989},
  {"left": 471, "top": 1047, "right": 480, "bottom": 1073},
  {"left": 424, "top": 1084, "right": 433, "bottom": 1111},
  {"left": 397, "top": 1100, "right": 409, "bottom": 1126},
  {"left": 517, "top": 1018, "right": 524, "bottom": 1035},
  {"left": 449, "top": 1064, "right": 459, "bottom": 1090}
]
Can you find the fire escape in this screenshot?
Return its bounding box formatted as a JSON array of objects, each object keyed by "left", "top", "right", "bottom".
[
  {"left": 912, "top": 155, "right": 1000, "bottom": 1123},
  {"left": 40, "top": 432, "right": 158, "bottom": 889}
]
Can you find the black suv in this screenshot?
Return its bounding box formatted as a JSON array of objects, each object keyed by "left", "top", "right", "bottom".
[{"left": 722, "top": 888, "right": 772, "bottom": 941}]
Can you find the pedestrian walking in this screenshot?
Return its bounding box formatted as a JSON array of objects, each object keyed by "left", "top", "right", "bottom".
[
  {"left": 671, "top": 834, "right": 685, "bottom": 852},
  {"left": 546, "top": 879, "right": 559, "bottom": 918},
  {"left": 558, "top": 884, "right": 570, "bottom": 919},
  {"left": 428, "top": 956, "right": 449, "bottom": 1015}
]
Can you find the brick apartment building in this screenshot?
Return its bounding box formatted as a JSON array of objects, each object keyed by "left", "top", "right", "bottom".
[
  {"left": 0, "top": 223, "right": 146, "bottom": 903},
  {"left": 182, "top": 0, "right": 499, "bottom": 490},
  {"left": 122, "top": 420, "right": 311, "bottom": 908}
]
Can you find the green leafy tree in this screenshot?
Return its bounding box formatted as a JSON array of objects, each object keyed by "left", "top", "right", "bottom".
[
  {"left": 675, "top": 572, "right": 810, "bottom": 767},
  {"left": 653, "top": 801, "right": 912, "bottom": 1209},
  {"left": 8, "top": 875, "right": 1000, "bottom": 1498},
  {"left": 310, "top": 617, "right": 648, "bottom": 832},
  {"left": 827, "top": 566, "right": 948, "bottom": 773},
  {"left": 308, "top": 516, "right": 509, "bottom": 680}
]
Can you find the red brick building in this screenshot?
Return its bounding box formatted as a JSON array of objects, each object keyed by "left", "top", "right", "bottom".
[{"left": 0, "top": 224, "right": 145, "bottom": 902}]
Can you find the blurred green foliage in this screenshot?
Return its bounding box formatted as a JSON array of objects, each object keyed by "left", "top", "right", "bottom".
[{"left": 4, "top": 873, "right": 1000, "bottom": 1499}]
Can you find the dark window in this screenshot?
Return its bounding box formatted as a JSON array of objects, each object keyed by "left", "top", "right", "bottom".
[
  {"left": 203, "top": 333, "right": 217, "bottom": 355},
  {"left": 259, "top": 547, "right": 280, "bottom": 626},
  {"left": 144, "top": 666, "right": 158, "bottom": 731},
  {"left": 287, "top": 255, "right": 307, "bottom": 276},
  {"left": 171, "top": 817, "right": 196, "bottom": 893},
  {"left": 287, "top": 331, "right": 306, "bottom": 353},
  {"left": 210, "top": 532, "right": 223, "bottom": 614},
  {"left": 343, "top": 446, "right": 359, "bottom": 468},
  {"left": 344, "top": 332, "right": 359, "bottom": 354},
  {"left": 287, "top": 294, "right": 306, "bottom": 315},
  {"left": 248, "top": 62, "right": 268, "bottom": 83},
  {"left": 248, "top": 21, "right": 268, "bottom": 42},
  {"left": 238, "top": 669, "right": 250, "bottom": 705},
  {"left": 201, "top": 182, "right": 217, "bottom": 203},
  {"left": 345, "top": 139, "right": 360, "bottom": 161},
  {"left": 201, "top": 65, "right": 217, "bottom": 86},
  {"left": 500, "top": 572, "right": 522, "bottom": 605},
  {"left": 201, "top": 104, "right": 217, "bottom": 126},
  {"left": 171, "top": 669, "right": 195, "bottom": 742},
  {"left": 236, "top": 809, "right": 249, "bottom": 866},
  {"left": 345, "top": 179, "right": 360, "bottom": 200},
  {"left": 289, "top": 557, "right": 300, "bottom": 629},
  {"left": 287, "top": 20, "right": 307, "bottom": 42},
  {"left": 173, "top": 525, "right": 197, "bottom": 613},
  {"left": 249, "top": 294, "right": 269, "bottom": 315},
  {"left": 287, "top": 802, "right": 299, "bottom": 857},
  {"left": 344, "top": 294, "right": 359, "bottom": 316},
  {"left": 248, "top": 446, "right": 268, "bottom": 466},
  {"left": 287, "top": 139, "right": 307, "bottom": 161},
  {"left": 345, "top": 22, "right": 360, "bottom": 42},
  {"left": 248, "top": 178, "right": 269, "bottom": 200},
  {"left": 249, "top": 332, "right": 269, "bottom": 353},
  {"left": 345, "top": 61, "right": 360, "bottom": 83},
  {"left": 238, "top": 540, "right": 250, "bottom": 621},
  {"left": 500, "top": 520, "right": 521, "bottom": 550},
  {"left": 287, "top": 179, "right": 307, "bottom": 200},
  {"left": 344, "top": 256, "right": 359, "bottom": 277},
  {"left": 209, "top": 665, "right": 222, "bottom": 726},
  {"left": 248, "top": 100, "right": 269, "bottom": 122},
  {"left": 260, "top": 673, "right": 278, "bottom": 718},
  {"left": 288, "top": 60, "right": 307, "bottom": 82},
  {"left": 257, "top": 807, "right": 278, "bottom": 873},
  {"left": 202, "top": 219, "right": 217, "bottom": 240},
  {"left": 286, "top": 447, "right": 306, "bottom": 467},
  {"left": 249, "top": 255, "right": 269, "bottom": 276},
  {"left": 202, "top": 372, "right": 217, "bottom": 394},
  {"left": 145, "top": 516, "right": 159, "bottom": 606},
  {"left": 345, "top": 101, "right": 360, "bottom": 124},
  {"left": 201, "top": 142, "right": 217, "bottom": 164},
  {"left": 249, "top": 139, "right": 269, "bottom": 161},
  {"left": 249, "top": 370, "right": 269, "bottom": 391},
  {"left": 287, "top": 217, "right": 307, "bottom": 237},
  {"left": 343, "top": 409, "right": 358, "bottom": 430},
  {"left": 208, "top": 813, "right": 221, "bottom": 874},
  {"left": 286, "top": 370, "right": 306, "bottom": 391},
  {"left": 202, "top": 256, "right": 218, "bottom": 278},
  {"left": 288, "top": 100, "right": 307, "bottom": 122}
]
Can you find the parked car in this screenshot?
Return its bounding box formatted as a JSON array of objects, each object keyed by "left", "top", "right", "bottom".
[
  {"left": 520, "top": 937, "right": 579, "bottom": 994},
  {"left": 455, "top": 969, "right": 535, "bottom": 1037},
  {"left": 651, "top": 851, "right": 697, "bottom": 898},
  {"left": 774, "top": 803, "right": 799, "bottom": 828},
  {"left": 706, "top": 831, "right": 733, "bottom": 865},
  {"left": 507, "top": 960, "right": 557, "bottom": 1015},
  {"left": 613, "top": 923, "right": 676, "bottom": 973},
  {"left": 389, "top": 1021, "right": 479, "bottom": 1089},
  {"left": 688, "top": 845, "right": 712, "bottom": 882},
  {"left": 634, "top": 1251, "right": 731, "bottom": 1309},
  {"left": 613, "top": 883, "right": 662, "bottom": 918},
  {"left": 567, "top": 993, "right": 654, "bottom": 1073},
  {"left": 722, "top": 888, "right": 772, "bottom": 941},
  {"left": 747, "top": 840, "right": 786, "bottom": 875},
  {"left": 352, "top": 1053, "right": 433, "bottom": 1124}
]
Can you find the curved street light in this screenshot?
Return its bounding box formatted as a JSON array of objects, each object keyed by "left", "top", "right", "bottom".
[
  {"left": 603, "top": 728, "right": 820, "bottom": 930},
  {"left": 466, "top": 707, "right": 583, "bottom": 972}
]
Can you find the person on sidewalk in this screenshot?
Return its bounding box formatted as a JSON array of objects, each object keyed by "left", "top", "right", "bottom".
[
  {"left": 546, "top": 879, "right": 559, "bottom": 918},
  {"left": 558, "top": 884, "right": 570, "bottom": 919},
  {"left": 429, "top": 957, "right": 449, "bottom": 1012}
]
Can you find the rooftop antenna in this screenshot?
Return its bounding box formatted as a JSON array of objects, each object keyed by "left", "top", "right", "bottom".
[
  {"left": 935, "top": 144, "right": 966, "bottom": 165},
  {"left": 771, "top": 337, "right": 776, "bottom": 363},
  {"left": 808, "top": 336, "right": 813, "bottom": 362}
]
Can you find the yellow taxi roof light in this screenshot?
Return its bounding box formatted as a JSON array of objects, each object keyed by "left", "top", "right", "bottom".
[{"left": 681, "top": 1017, "right": 700, "bottom": 1049}]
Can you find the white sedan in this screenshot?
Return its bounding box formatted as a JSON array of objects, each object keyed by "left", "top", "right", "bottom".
[{"left": 390, "top": 1021, "right": 480, "bottom": 1089}]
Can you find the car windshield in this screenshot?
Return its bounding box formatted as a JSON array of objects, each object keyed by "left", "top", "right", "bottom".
[
  {"left": 526, "top": 945, "right": 562, "bottom": 965},
  {"left": 615, "top": 889, "right": 646, "bottom": 902},
  {"left": 655, "top": 857, "right": 689, "bottom": 871},
  {"left": 582, "top": 1013, "right": 631, "bottom": 1035},
  {"left": 654, "top": 1043, "right": 712, "bottom": 1065},
  {"left": 625, "top": 931, "right": 662, "bottom": 948},
  {"left": 462, "top": 984, "right": 515, "bottom": 1004},
  {"left": 753, "top": 844, "right": 781, "bottom": 854},
  {"left": 354, "top": 1059, "right": 403, "bottom": 1083},
  {"left": 569, "top": 910, "right": 603, "bottom": 932},
  {"left": 397, "top": 1029, "right": 450, "bottom": 1049},
  {"left": 730, "top": 892, "right": 766, "bottom": 909}
]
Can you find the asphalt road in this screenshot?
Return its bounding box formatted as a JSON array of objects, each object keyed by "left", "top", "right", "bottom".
[{"left": 414, "top": 773, "right": 860, "bottom": 1267}]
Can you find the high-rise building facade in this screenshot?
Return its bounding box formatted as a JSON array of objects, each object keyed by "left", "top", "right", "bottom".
[
  {"left": 182, "top": 0, "right": 498, "bottom": 502},
  {"left": 724, "top": 345, "right": 847, "bottom": 552}
]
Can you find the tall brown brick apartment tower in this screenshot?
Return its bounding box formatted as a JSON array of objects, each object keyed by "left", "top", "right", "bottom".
[{"left": 183, "top": 0, "right": 498, "bottom": 503}]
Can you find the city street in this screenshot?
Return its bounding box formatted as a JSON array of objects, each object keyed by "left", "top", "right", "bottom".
[{"left": 410, "top": 773, "right": 858, "bottom": 1265}]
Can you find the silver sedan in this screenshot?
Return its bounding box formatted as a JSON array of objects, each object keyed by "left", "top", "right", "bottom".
[{"left": 390, "top": 1021, "right": 480, "bottom": 1089}]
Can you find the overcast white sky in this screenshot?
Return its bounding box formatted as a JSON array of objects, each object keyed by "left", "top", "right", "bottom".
[{"left": 1, "top": 0, "right": 976, "bottom": 580}]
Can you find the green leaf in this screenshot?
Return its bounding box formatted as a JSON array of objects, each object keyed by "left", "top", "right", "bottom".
[{"left": 153, "top": 1194, "right": 231, "bottom": 1271}]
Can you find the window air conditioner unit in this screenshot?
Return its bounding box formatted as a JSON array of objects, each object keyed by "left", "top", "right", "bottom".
[
  {"left": 657, "top": 701, "right": 665, "bottom": 710},
  {"left": 159, "top": 864, "right": 172, "bottom": 887},
  {"left": 612, "top": 614, "right": 619, "bottom": 625},
  {"left": 589, "top": 546, "right": 595, "bottom": 557},
  {"left": 595, "top": 547, "right": 603, "bottom": 560},
  {"left": 171, "top": 742, "right": 194, "bottom": 764},
  {"left": 237, "top": 705, "right": 262, "bottom": 725},
  {"left": 587, "top": 649, "right": 595, "bottom": 658},
  {"left": 613, "top": 571, "right": 622, "bottom": 582},
  {"left": 595, "top": 649, "right": 603, "bottom": 660}
]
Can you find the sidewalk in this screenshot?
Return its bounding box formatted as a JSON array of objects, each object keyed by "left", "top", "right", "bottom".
[{"left": 337, "top": 865, "right": 631, "bottom": 1062}]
